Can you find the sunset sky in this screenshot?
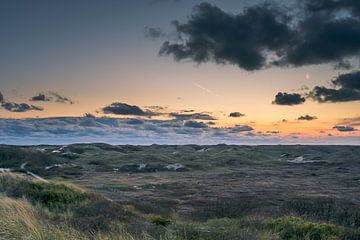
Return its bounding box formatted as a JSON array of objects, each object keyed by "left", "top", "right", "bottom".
[{"left": 0, "top": 0, "right": 359, "bottom": 145}]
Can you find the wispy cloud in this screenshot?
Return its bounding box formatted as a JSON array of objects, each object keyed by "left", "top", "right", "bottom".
[{"left": 192, "top": 82, "right": 220, "bottom": 97}]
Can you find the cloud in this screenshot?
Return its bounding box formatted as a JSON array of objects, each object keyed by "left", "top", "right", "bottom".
[
  {"left": 124, "top": 118, "right": 145, "bottom": 125},
  {"left": 192, "top": 82, "right": 220, "bottom": 97},
  {"left": 30, "top": 93, "right": 51, "bottom": 102},
  {"left": 207, "top": 121, "right": 216, "bottom": 125},
  {"left": 337, "top": 116, "right": 360, "bottom": 126},
  {"left": 282, "top": 71, "right": 360, "bottom": 105},
  {"left": 305, "top": 0, "right": 360, "bottom": 18},
  {"left": 145, "top": 26, "right": 166, "bottom": 39},
  {"left": 159, "top": 3, "right": 293, "bottom": 71},
  {"left": 1, "top": 102, "right": 43, "bottom": 112},
  {"left": 49, "top": 92, "right": 74, "bottom": 104},
  {"left": 273, "top": 92, "right": 306, "bottom": 105},
  {"left": 184, "top": 121, "right": 208, "bottom": 128},
  {"left": 103, "top": 102, "right": 154, "bottom": 116},
  {"left": 229, "top": 112, "right": 245, "bottom": 118},
  {"left": 333, "top": 125, "right": 357, "bottom": 132},
  {"left": 0, "top": 117, "right": 358, "bottom": 145},
  {"left": 84, "top": 113, "right": 96, "bottom": 118},
  {"left": 30, "top": 92, "right": 74, "bottom": 104},
  {"left": 169, "top": 112, "right": 216, "bottom": 120},
  {"left": 282, "top": 19, "right": 360, "bottom": 67},
  {"left": 266, "top": 131, "right": 280, "bottom": 134},
  {"left": 309, "top": 71, "right": 360, "bottom": 102},
  {"left": 0, "top": 91, "right": 43, "bottom": 112},
  {"left": 229, "top": 125, "right": 254, "bottom": 132},
  {"left": 145, "top": 105, "right": 167, "bottom": 112},
  {"left": 297, "top": 115, "right": 317, "bottom": 121},
  {"left": 334, "top": 60, "right": 353, "bottom": 70},
  {"left": 159, "top": 1, "right": 360, "bottom": 71}
]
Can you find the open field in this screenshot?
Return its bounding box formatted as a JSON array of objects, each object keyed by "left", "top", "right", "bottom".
[{"left": 0, "top": 144, "right": 359, "bottom": 239}]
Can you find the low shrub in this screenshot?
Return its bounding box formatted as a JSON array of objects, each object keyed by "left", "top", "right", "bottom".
[
  {"left": 0, "top": 173, "right": 89, "bottom": 211},
  {"left": 267, "top": 216, "right": 359, "bottom": 240},
  {"left": 148, "top": 214, "right": 172, "bottom": 227}
]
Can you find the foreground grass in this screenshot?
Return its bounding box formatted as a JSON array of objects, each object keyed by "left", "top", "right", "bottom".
[
  {"left": 0, "top": 196, "right": 145, "bottom": 240},
  {"left": 0, "top": 173, "right": 359, "bottom": 240},
  {"left": 0, "top": 197, "right": 88, "bottom": 240}
]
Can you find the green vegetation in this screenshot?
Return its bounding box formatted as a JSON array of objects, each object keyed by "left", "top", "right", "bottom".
[
  {"left": 267, "top": 216, "right": 359, "bottom": 240},
  {"left": 0, "top": 144, "right": 359, "bottom": 239},
  {"left": 0, "top": 174, "right": 89, "bottom": 211},
  {"left": 148, "top": 214, "right": 172, "bottom": 227},
  {"left": 0, "top": 173, "right": 359, "bottom": 239}
]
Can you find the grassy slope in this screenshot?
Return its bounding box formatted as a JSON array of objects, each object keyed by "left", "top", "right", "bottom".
[{"left": 0, "top": 144, "right": 360, "bottom": 239}]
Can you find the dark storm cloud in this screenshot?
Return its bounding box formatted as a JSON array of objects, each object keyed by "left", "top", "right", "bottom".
[
  {"left": 305, "top": 0, "right": 360, "bottom": 16},
  {"left": 282, "top": 17, "right": 360, "bottom": 67},
  {"left": 333, "top": 125, "right": 357, "bottom": 132},
  {"left": 1, "top": 102, "right": 43, "bottom": 112},
  {"left": 184, "top": 121, "right": 208, "bottom": 128},
  {"left": 273, "top": 92, "right": 306, "bottom": 105},
  {"left": 103, "top": 102, "right": 154, "bottom": 116},
  {"left": 334, "top": 60, "right": 353, "bottom": 70},
  {"left": 297, "top": 115, "right": 317, "bottom": 121},
  {"left": 160, "top": 3, "right": 294, "bottom": 71},
  {"left": 229, "top": 112, "right": 245, "bottom": 118},
  {"left": 170, "top": 112, "right": 216, "bottom": 120},
  {"left": 309, "top": 71, "right": 360, "bottom": 102},
  {"left": 159, "top": 1, "right": 360, "bottom": 70},
  {"left": 277, "top": 0, "right": 360, "bottom": 67}
]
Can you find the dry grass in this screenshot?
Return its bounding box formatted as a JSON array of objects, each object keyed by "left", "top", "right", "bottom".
[
  {"left": 0, "top": 195, "right": 152, "bottom": 240},
  {"left": 0, "top": 196, "right": 45, "bottom": 239}
]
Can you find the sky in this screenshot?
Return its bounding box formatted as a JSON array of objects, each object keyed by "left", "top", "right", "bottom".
[{"left": 0, "top": 0, "right": 359, "bottom": 145}]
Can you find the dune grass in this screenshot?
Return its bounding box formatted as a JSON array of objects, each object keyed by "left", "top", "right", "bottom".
[
  {"left": 0, "top": 173, "right": 359, "bottom": 240},
  {"left": 0, "top": 196, "right": 88, "bottom": 240},
  {"left": 0, "top": 173, "right": 90, "bottom": 212}
]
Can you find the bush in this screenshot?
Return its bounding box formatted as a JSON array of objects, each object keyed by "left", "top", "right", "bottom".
[
  {"left": 148, "top": 214, "right": 172, "bottom": 227},
  {"left": 267, "top": 216, "right": 359, "bottom": 240},
  {"left": 0, "top": 174, "right": 89, "bottom": 211},
  {"left": 25, "top": 182, "right": 89, "bottom": 211}
]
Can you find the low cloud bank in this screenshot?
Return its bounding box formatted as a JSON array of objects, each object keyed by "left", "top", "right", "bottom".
[{"left": 0, "top": 117, "right": 358, "bottom": 145}]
